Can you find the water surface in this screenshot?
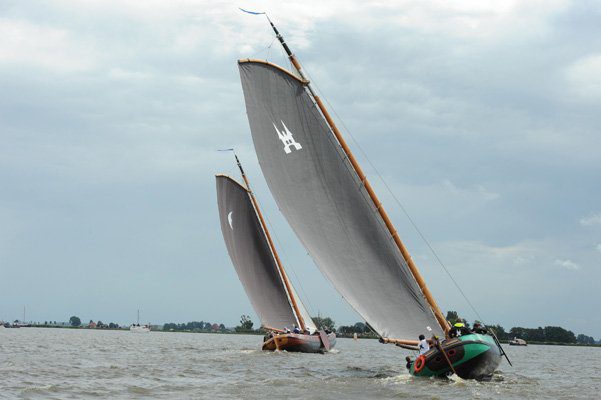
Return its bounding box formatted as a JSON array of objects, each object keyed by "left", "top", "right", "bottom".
[{"left": 1, "top": 328, "right": 599, "bottom": 399}]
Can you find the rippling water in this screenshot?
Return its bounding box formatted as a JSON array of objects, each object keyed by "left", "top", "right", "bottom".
[{"left": 1, "top": 328, "right": 599, "bottom": 399}]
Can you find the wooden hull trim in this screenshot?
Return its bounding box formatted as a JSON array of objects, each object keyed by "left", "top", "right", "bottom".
[{"left": 262, "top": 332, "right": 336, "bottom": 353}]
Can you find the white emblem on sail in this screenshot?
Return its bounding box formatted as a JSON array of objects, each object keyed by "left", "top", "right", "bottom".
[
  {"left": 227, "top": 211, "right": 234, "bottom": 230},
  {"left": 273, "top": 121, "right": 302, "bottom": 154}
]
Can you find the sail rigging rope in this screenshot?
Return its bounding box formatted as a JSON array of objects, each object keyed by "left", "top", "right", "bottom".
[
  {"left": 265, "top": 37, "right": 276, "bottom": 63},
  {"left": 296, "top": 58, "right": 488, "bottom": 327}
]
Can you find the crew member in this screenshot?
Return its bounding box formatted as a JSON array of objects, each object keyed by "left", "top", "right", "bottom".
[
  {"left": 450, "top": 322, "right": 471, "bottom": 337},
  {"left": 472, "top": 323, "right": 487, "bottom": 334},
  {"left": 418, "top": 334, "right": 430, "bottom": 354}
]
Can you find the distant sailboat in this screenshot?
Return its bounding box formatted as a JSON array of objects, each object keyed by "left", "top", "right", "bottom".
[
  {"left": 237, "top": 16, "right": 507, "bottom": 378},
  {"left": 509, "top": 337, "right": 527, "bottom": 346},
  {"left": 130, "top": 310, "right": 150, "bottom": 333},
  {"left": 216, "top": 153, "right": 335, "bottom": 353}
]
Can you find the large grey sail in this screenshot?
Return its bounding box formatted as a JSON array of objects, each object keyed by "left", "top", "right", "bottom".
[
  {"left": 239, "top": 60, "right": 443, "bottom": 340},
  {"left": 216, "top": 174, "right": 300, "bottom": 331}
]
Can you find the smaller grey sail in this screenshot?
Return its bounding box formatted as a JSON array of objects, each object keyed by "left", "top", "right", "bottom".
[{"left": 216, "top": 174, "right": 314, "bottom": 332}]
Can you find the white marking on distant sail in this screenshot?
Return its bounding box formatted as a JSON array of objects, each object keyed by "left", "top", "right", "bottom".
[
  {"left": 273, "top": 121, "right": 302, "bottom": 154},
  {"left": 227, "top": 211, "right": 234, "bottom": 229}
]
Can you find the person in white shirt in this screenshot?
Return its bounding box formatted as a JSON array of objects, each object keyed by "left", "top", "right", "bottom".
[{"left": 418, "top": 334, "right": 430, "bottom": 355}]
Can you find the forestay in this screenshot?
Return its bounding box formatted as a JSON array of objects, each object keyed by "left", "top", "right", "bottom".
[
  {"left": 238, "top": 60, "right": 443, "bottom": 340},
  {"left": 216, "top": 174, "right": 316, "bottom": 332}
]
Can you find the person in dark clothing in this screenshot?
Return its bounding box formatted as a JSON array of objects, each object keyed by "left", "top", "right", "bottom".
[
  {"left": 472, "top": 323, "right": 488, "bottom": 334},
  {"left": 449, "top": 322, "right": 471, "bottom": 338},
  {"left": 405, "top": 356, "right": 413, "bottom": 370},
  {"left": 459, "top": 323, "right": 472, "bottom": 336},
  {"left": 448, "top": 328, "right": 458, "bottom": 338}
]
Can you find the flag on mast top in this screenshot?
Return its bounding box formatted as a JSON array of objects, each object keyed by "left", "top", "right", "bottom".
[{"left": 239, "top": 8, "right": 265, "bottom": 15}]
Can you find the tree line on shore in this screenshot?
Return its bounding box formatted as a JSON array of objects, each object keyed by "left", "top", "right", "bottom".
[
  {"left": 66, "top": 316, "right": 121, "bottom": 329},
  {"left": 445, "top": 311, "right": 598, "bottom": 345},
  {"left": 230, "top": 312, "right": 600, "bottom": 345},
  {"left": 163, "top": 321, "right": 227, "bottom": 332},
  {"left": 17, "top": 312, "right": 599, "bottom": 344},
  {"left": 486, "top": 324, "right": 596, "bottom": 344}
]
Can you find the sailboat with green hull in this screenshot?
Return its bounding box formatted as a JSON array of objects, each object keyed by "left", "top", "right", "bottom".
[
  {"left": 409, "top": 334, "right": 501, "bottom": 379},
  {"left": 236, "top": 14, "right": 506, "bottom": 379}
]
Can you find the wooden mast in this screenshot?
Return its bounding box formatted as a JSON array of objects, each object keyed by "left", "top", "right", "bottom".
[
  {"left": 233, "top": 154, "right": 307, "bottom": 331},
  {"left": 267, "top": 17, "right": 450, "bottom": 336}
]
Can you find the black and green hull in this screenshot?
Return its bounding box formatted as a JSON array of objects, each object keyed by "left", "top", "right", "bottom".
[{"left": 409, "top": 334, "right": 501, "bottom": 380}]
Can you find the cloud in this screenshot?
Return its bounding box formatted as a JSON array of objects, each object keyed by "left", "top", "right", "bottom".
[
  {"left": 431, "top": 240, "right": 540, "bottom": 269},
  {"left": 442, "top": 179, "right": 500, "bottom": 201},
  {"left": 0, "top": 18, "right": 99, "bottom": 72},
  {"left": 1, "top": 0, "right": 601, "bottom": 337},
  {"left": 323, "top": 0, "right": 569, "bottom": 40},
  {"left": 565, "top": 54, "right": 601, "bottom": 101},
  {"left": 554, "top": 259, "right": 580, "bottom": 270},
  {"left": 580, "top": 213, "right": 601, "bottom": 226},
  {"left": 108, "top": 68, "right": 154, "bottom": 82},
  {"left": 596, "top": 244, "right": 601, "bottom": 254},
  {"left": 427, "top": 239, "right": 586, "bottom": 277}
]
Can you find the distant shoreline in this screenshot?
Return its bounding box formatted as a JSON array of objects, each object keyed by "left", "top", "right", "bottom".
[{"left": 6, "top": 325, "right": 601, "bottom": 347}]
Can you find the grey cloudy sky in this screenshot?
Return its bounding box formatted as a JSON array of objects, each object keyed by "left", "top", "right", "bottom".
[{"left": 1, "top": 0, "right": 600, "bottom": 337}]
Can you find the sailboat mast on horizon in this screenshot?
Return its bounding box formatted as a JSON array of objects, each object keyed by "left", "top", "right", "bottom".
[{"left": 130, "top": 309, "right": 150, "bottom": 333}]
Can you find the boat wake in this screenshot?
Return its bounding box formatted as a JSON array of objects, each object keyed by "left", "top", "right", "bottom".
[{"left": 380, "top": 374, "right": 413, "bottom": 384}]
